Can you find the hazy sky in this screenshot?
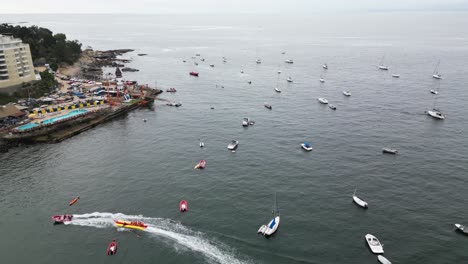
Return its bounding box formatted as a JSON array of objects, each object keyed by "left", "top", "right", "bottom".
[{"left": 2, "top": 0, "right": 467, "bottom": 14}]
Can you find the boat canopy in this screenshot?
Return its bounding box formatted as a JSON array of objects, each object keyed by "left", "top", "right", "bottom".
[
  {"left": 269, "top": 218, "right": 276, "bottom": 228},
  {"left": 304, "top": 142, "right": 311, "bottom": 147}
]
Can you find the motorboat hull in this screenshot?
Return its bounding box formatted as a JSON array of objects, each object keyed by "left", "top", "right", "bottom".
[
  {"left": 179, "top": 200, "right": 188, "bottom": 212},
  {"left": 343, "top": 91, "right": 351, "bottom": 96},
  {"left": 353, "top": 195, "right": 368, "bottom": 208},
  {"left": 114, "top": 220, "right": 148, "bottom": 230},
  {"left": 195, "top": 160, "right": 206, "bottom": 169},
  {"left": 455, "top": 224, "right": 468, "bottom": 235},
  {"left": 378, "top": 255, "right": 392, "bottom": 264},
  {"left": 227, "top": 141, "right": 239, "bottom": 150},
  {"left": 301, "top": 144, "right": 313, "bottom": 151},
  {"left": 433, "top": 74, "right": 442, "bottom": 79},
  {"left": 328, "top": 104, "right": 337, "bottom": 110},
  {"left": 378, "top": 66, "right": 389, "bottom": 70},
  {"left": 427, "top": 110, "right": 445, "bottom": 120},
  {"left": 318, "top": 98, "right": 328, "bottom": 104},
  {"left": 264, "top": 104, "right": 272, "bottom": 110},
  {"left": 382, "top": 148, "right": 398, "bottom": 154},
  {"left": 365, "top": 234, "right": 384, "bottom": 254},
  {"left": 275, "top": 88, "right": 281, "bottom": 93}
]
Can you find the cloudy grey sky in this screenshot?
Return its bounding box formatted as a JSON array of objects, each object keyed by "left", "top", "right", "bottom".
[{"left": 2, "top": 0, "right": 467, "bottom": 14}]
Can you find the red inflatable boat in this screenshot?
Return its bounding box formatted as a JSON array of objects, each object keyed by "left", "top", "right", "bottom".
[
  {"left": 179, "top": 200, "right": 188, "bottom": 212},
  {"left": 52, "top": 214, "right": 73, "bottom": 224},
  {"left": 189, "top": 71, "right": 199, "bottom": 77},
  {"left": 106, "top": 240, "right": 118, "bottom": 255}
]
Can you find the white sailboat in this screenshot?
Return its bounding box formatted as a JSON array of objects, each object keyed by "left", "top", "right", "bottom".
[
  {"left": 378, "top": 56, "right": 389, "bottom": 70},
  {"left": 432, "top": 60, "right": 442, "bottom": 79},
  {"left": 257, "top": 193, "right": 280, "bottom": 237},
  {"left": 353, "top": 188, "right": 368, "bottom": 208},
  {"left": 427, "top": 84, "right": 445, "bottom": 120}
]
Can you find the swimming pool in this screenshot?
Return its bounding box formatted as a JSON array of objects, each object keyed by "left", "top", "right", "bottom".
[{"left": 16, "top": 109, "right": 88, "bottom": 131}]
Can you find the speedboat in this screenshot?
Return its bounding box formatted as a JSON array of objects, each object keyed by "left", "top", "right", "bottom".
[
  {"left": 365, "top": 234, "right": 384, "bottom": 254},
  {"left": 264, "top": 103, "right": 272, "bottom": 110},
  {"left": 455, "top": 224, "right": 468, "bottom": 235},
  {"left": 106, "top": 240, "right": 117, "bottom": 256},
  {"left": 378, "top": 255, "right": 392, "bottom": 264},
  {"left": 319, "top": 78, "right": 325, "bottom": 83},
  {"left": 430, "top": 89, "right": 438, "bottom": 94},
  {"left": 427, "top": 109, "right": 445, "bottom": 120},
  {"left": 322, "top": 63, "right": 328, "bottom": 69},
  {"left": 199, "top": 141, "right": 204, "bottom": 148},
  {"left": 189, "top": 71, "right": 199, "bottom": 77},
  {"left": 285, "top": 59, "right": 294, "bottom": 64},
  {"left": 301, "top": 142, "right": 313, "bottom": 151},
  {"left": 242, "top": 117, "right": 250, "bottom": 127},
  {"left": 378, "top": 65, "right": 389, "bottom": 70},
  {"left": 194, "top": 159, "right": 206, "bottom": 169},
  {"left": 343, "top": 91, "right": 351, "bottom": 96},
  {"left": 166, "top": 88, "right": 177, "bottom": 93},
  {"left": 353, "top": 189, "right": 368, "bottom": 208},
  {"left": 382, "top": 148, "right": 398, "bottom": 154},
  {"left": 69, "top": 196, "right": 79, "bottom": 206},
  {"left": 179, "top": 200, "right": 188, "bottom": 212},
  {"left": 286, "top": 77, "right": 293, "bottom": 83},
  {"left": 256, "top": 59, "right": 262, "bottom": 64},
  {"left": 258, "top": 193, "right": 280, "bottom": 237},
  {"left": 52, "top": 214, "right": 73, "bottom": 224},
  {"left": 433, "top": 74, "right": 442, "bottom": 79},
  {"left": 318, "top": 98, "right": 328, "bottom": 104},
  {"left": 114, "top": 220, "right": 148, "bottom": 230},
  {"left": 392, "top": 74, "right": 400, "bottom": 78},
  {"left": 275, "top": 87, "right": 281, "bottom": 93},
  {"left": 227, "top": 140, "right": 239, "bottom": 150},
  {"left": 328, "top": 104, "right": 337, "bottom": 110},
  {"left": 210, "top": 64, "right": 215, "bottom": 67}
]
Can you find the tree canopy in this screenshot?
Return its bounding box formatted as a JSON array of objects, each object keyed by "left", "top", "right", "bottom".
[{"left": 0, "top": 24, "right": 82, "bottom": 65}]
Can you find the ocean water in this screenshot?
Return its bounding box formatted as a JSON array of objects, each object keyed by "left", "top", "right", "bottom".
[{"left": 1, "top": 13, "right": 468, "bottom": 264}]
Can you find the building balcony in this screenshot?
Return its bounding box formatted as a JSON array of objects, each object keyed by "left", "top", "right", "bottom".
[{"left": 0, "top": 73, "right": 9, "bottom": 77}]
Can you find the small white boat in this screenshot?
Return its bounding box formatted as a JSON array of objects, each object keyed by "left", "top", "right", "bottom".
[
  {"left": 322, "top": 63, "right": 328, "bottom": 69},
  {"left": 286, "top": 77, "right": 293, "bottom": 83},
  {"left": 318, "top": 97, "right": 328, "bottom": 104},
  {"left": 264, "top": 103, "right": 272, "bottom": 110},
  {"left": 319, "top": 78, "right": 325, "bottom": 83},
  {"left": 382, "top": 148, "right": 398, "bottom": 154},
  {"left": 392, "top": 74, "right": 400, "bottom": 78},
  {"left": 455, "top": 224, "right": 468, "bottom": 235},
  {"left": 227, "top": 140, "right": 239, "bottom": 150},
  {"left": 328, "top": 104, "right": 337, "bottom": 110},
  {"left": 275, "top": 87, "right": 281, "bottom": 93},
  {"left": 378, "top": 255, "right": 392, "bottom": 264},
  {"left": 301, "top": 142, "right": 313, "bottom": 151},
  {"left": 430, "top": 89, "right": 438, "bottom": 94},
  {"left": 433, "top": 74, "right": 442, "bottom": 79},
  {"left": 285, "top": 59, "right": 294, "bottom": 64},
  {"left": 343, "top": 91, "right": 351, "bottom": 96},
  {"left": 199, "top": 142, "right": 204, "bottom": 148},
  {"left": 258, "top": 193, "right": 280, "bottom": 237},
  {"left": 353, "top": 189, "right": 368, "bottom": 208},
  {"left": 256, "top": 59, "right": 262, "bottom": 64},
  {"left": 427, "top": 109, "right": 445, "bottom": 120},
  {"left": 242, "top": 117, "right": 250, "bottom": 127},
  {"left": 365, "top": 234, "right": 384, "bottom": 254},
  {"left": 378, "top": 65, "right": 389, "bottom": 70}
]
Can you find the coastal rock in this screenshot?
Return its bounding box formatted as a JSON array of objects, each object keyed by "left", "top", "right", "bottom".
[{"left": 121, "top": 67, "right": 139, "bottom": 72}]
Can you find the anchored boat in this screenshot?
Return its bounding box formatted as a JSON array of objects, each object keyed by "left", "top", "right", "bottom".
[
  {"left": 69, "top": 196, "right": 79, "bottom": 206},
  {"left": 301, "top": 142, "right": 313, "bottom": 151},
  {"left": 353, "top": 188, "right": 368, "bottom": 208},
  {"left": 455, "top": 224, "right": 468, "bottom": 235},
  {"left": 365, "top": 234, "right": 384, "bottom": 254},
  {"left": 228, "top": 140, "right": 239, "bottom": 150},
  {"left": 382, "top": 148, "right": 398, "bottom": 154},
  {"left": 194, "top": 159, "right": 206, "bottom": 169},
  {"left": 258, "top": 193, "right": 280, "bottom": 237}
]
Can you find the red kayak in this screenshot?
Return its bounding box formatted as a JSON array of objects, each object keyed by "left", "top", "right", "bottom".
[
  {"left": 106, "top": 240, "right": 117, "bottom": 255},
  {"left": 194, "top": 159, "right": 206, "bottom": 169},
  {"left": 69, "top": 196, "right": 79, "bottom": 206},
  {"left": 52, "top": 214, "right": 73, "bottom": 224},
  {"left": 179, "top": 200, "right": 188, "bottom": 212},
  {"left": 189, "top": 71, "right": 199, "bottom": 77}
]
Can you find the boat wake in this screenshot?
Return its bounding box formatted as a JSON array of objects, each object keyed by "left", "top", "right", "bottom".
[{"left": 66, "top": 212, "right": 249, "bottom": 264}]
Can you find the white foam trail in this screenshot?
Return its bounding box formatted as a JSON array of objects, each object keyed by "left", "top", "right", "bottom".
[{"left": 66, "top": 212, "right": 248, "bottom": 264}]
